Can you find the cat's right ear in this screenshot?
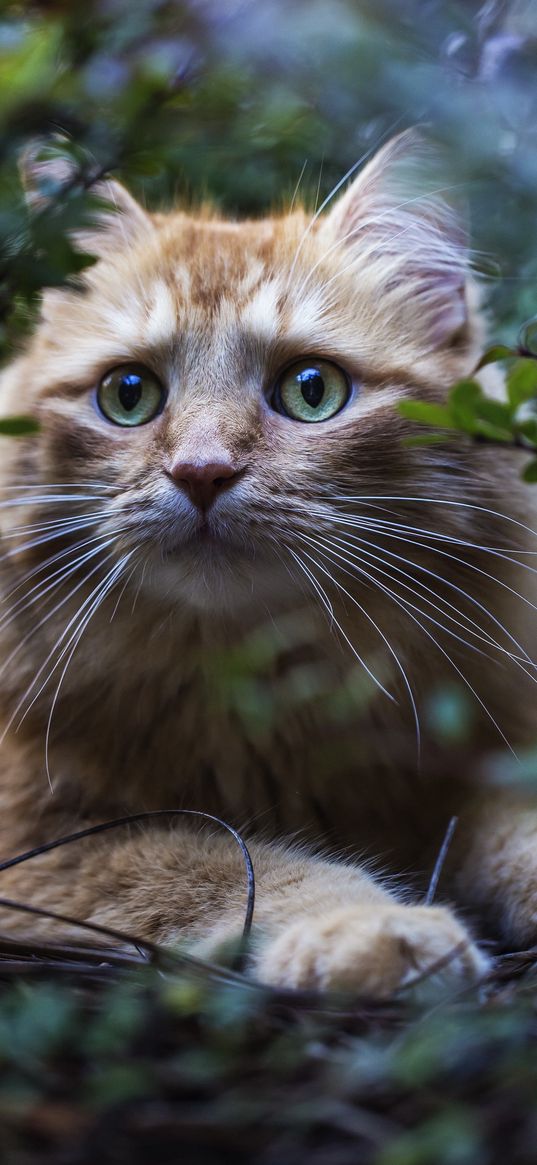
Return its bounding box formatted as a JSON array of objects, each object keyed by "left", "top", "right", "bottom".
[{"left": 19, "top": 139, "right": 153, "bottom": 258}]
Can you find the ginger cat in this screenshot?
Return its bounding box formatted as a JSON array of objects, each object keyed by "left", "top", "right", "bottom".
[{"left": 0, "top": 132, "right": 535, "bottom": 996}]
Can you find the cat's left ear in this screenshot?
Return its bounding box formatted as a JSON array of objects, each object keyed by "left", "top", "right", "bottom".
[
  {"left": 321, "top": 130, "right": 469, "bottom": 351},
  {"left": 20, "top": 139, "right": 153, "bottom": 258}
]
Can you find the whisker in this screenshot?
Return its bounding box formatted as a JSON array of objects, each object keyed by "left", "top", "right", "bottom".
[
  {"left": 0, "top": 543, "right": 119, "bottom": 733},
  {"left": 301, "top": 535, "right": 516, "bottom": 755},
  {"left": 292, "top": 539, "right": 420, "bottom": 751},
  {"left": 284, "top": 112, "right": 413, "bottom": 292},
  {"left": 335, "top": 514, "right": 537, "bottom": 574},
  {"left": 0, "top": 533, "right": 111, "bottom": 610},
  {"left": 326, "top": 516, "right": 537, "bottom": 615},
  {"left": 286, "top": 547, "right": 396, "bottom": 703},
  {"left": 328, "top": 495, "right": 537, "bottom": 541},
  {"left": 0, "top": 536, "right": 121, "bottom": 635},
  {"left": 0, "top": 515, "right": 116, "bottom": 562},
  {"left": 288, "top": 158, "right": 309, "bottom": 214},
  {"left": 0, "top": 482, "right": 113, "bottom": 491},
  {"left": 305, "top": 531, "right": 537, "bottom": 687},
  {"left": 285, "top": 545, "right": 395, "bottom": 703},
  {"left": 3, "top": 510, "right": 114, "bottom": 538},
  {"left": 284, "top": 148, "right": 374, "bottom": 291},
  {"left": 0, "top": 495, "right": 114, "bottom": 510},
  {"left": 44, "top": 552, "right": 134, "bottom": 789},
  {"left": 321, "top": 528, "right": 536, "bottom": 671}
]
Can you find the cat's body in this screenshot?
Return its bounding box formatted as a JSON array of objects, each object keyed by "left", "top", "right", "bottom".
[{"left": 0, "top": 133, "right": 536, "bottom": 994}]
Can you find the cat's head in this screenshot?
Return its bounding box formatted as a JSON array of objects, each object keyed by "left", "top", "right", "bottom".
[{"left": 1, "top": 132, "right": 487, "bottom": 618}]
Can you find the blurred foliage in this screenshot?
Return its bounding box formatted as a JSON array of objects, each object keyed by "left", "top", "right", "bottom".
[
  {"left": 400, "top": 334, "right": 537, "bottom": 481},
  {"left": 0, "top": 956, "right": 537, "bottom": 1163},
  {"left": 1, "top": 4, "right": 537, "bottom": 1164},
  {"left": 1, "top": 0, "right": 537, "bottom": 363}
]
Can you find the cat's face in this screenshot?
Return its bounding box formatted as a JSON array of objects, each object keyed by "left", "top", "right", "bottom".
[{"left": 2, "top": 134, "right": 485, "bottom": 619}]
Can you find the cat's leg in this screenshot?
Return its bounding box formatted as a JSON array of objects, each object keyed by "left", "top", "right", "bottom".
[
  {"left": 453, "top": 792, "right": 537, "bottom": 947},
  {"left": 0, "top": 827, "right": 488, "bottom": 995}
]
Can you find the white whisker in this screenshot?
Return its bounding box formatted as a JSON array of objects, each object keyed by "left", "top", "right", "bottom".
[
  {"left": 44, "top": 552, "right": 134, "bottom": 789},
  {"left": 325, "top": 516, "right": 537, "bottom": 616},
  {"left": 286, "top": 545, "right": 397, "bottom": 705},
  {"left": 322, "top": 528, "right": 536, "bottom": 672},
  {"left": 301, "top": 534, "right": 516, "bottom": 755},
  {"left": 305, "top": 531, "right": 537, "bottom": 688},
  {"left": 0, "top": 544, "right": 119, "bottom": 734},
  {"left": 0, "top": 537, "right": 118, "bottom": 634},
  {"left": 328, "top": 495, "right": 537, "bottom": 541},
  {"left": 293, "top": 538, "right": 420, "bottom": 752}
]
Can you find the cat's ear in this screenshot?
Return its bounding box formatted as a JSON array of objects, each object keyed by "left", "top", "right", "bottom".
[
  {"left": 321, "top": 130, "right": 469, "bottom": 350},
  {"left": 20, "top": 139, "right": 153, "bottom": 257}
]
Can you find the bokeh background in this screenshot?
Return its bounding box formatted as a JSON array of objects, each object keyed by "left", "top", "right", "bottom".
[
  {"left": 1, "top": 0, "right": 537, "bottom": 367},
  {"left": 2, "top": 4, "right": 537, "bottom": 1163}
]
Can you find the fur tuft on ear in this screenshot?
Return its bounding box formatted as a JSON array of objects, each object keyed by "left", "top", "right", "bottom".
[
  {"left": 20, "top": 138, "right": 153, "bottom": 258},
  {"left": 321, "top": 130, "right": 470, "bottom": 351}
]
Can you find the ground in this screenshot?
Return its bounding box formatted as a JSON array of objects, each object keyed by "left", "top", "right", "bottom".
[{"left": 1, "top": 929, "right": 536, "bottom": 1165}]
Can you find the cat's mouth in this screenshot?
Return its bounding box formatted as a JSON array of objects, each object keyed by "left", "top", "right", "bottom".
[
  {"left": 193, "top": 520, "right": 213, "bottom": 541},
  {"left": 163, "top": 517, "right": 250, "bottom": 560}
]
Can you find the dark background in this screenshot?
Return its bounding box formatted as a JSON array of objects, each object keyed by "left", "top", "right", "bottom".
[{"left": 1, "top": 0, "right": 537, "bottom": 361}]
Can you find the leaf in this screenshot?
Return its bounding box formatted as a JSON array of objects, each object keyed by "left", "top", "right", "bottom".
[
  {"left": 518, "top": 317, "right": 537, "bottom": 357},
  {"left": 472, "top": 418, "right": 513, "bottom": 443},
  {"left": 506, "top": 360, "right": 537, "bottom": 409},
  {"left": 474, "top": 345, "right": 515, "bottom": 370},
  {"left": 0, "top": 416, "right": 40, "bottom": 436},
  {"left": 522, "top": 459, "right": 537, "bottom": 484},
  {"left": 448, "top": 379, "right": 483, "bottom": 428},
  {"left": 515, "top": 418, "right": 537, "bottom": 447},
  {"left": 398, "top": 401, "right": 455, "bottom": 428},
  {"left": 472, "top": 396, "right": 513, "bottom": 432},
  {"left": 402, "top": 434, "right": 448, "bottom": 447}
]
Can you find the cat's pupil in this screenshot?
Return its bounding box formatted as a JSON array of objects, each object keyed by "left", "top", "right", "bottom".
[
  {"left": 118, "top": 375, "right": 143, "bottom": 412},
  {"left": 298, "top": 369, "right": 325, "bottom": 408}
]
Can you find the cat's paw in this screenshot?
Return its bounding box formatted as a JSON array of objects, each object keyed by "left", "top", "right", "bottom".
[{"left": 254, "top": 903, "right": 489, "bottom": 997}]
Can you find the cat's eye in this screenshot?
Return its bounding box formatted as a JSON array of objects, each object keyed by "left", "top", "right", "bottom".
[
  {"left": 272, "top": 359, "right": 351, "bottom": 423},
  {"left": 97, "top": 365, "right": 165, "bottom": 427}
]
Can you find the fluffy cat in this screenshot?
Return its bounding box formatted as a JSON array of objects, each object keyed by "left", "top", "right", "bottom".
[{"left": 0, "top": 131, "right": 535, "bottom": 995}]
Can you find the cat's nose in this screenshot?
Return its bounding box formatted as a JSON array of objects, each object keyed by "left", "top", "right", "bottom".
[{"left": 168, "top": 459, "right": 242, "bottom": 511}]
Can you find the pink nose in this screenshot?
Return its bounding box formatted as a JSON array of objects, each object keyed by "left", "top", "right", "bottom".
[{"left": 168, "top": 460, "right": 241, "bottom": 511}]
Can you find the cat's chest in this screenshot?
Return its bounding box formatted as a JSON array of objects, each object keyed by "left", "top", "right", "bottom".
[{"left": 41, "top": 652, "right": 457, "bottom": 857}]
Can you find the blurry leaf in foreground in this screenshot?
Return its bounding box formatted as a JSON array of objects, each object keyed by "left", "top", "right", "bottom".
[
  {"left": 399, "top": 341, "right": 537, "bottom": 474},
  {"left": 518, "top": 316, "right": 537, "bottom": 357},
  {"left": 425, "top": 685, "right": 473, "bottom": 745},
  {"left": 506, "top": 359, "right": 537, "bottom": 409},
  {"left": 522, "top": 458, "right": 537, "bottom": 483},
  {"left": 475, "top": 345, "right": 515, "bottom": 370},
  {"left": 398, "top": 400, "right": 455, "bottom": 428},
  {"left": 0, "top": 416, "right": 40, "bottom": 435},
  {"left": 484, "top": 748, "right": 537, "bottom": 791}
]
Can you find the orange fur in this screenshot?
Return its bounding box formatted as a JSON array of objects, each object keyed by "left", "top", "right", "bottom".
[{"left": 0, "top": 132, "right": 535, "bottom": 996}]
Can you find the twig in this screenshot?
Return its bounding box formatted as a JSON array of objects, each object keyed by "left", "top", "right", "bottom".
[{"left": 425, "top": 816, "right": 458, "bottom": 906}]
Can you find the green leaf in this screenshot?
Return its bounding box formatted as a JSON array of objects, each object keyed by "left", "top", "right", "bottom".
[
  {"left": 448, "top": 379, "right": 483, "bottom": 427},
  {"left": 522, "top": 458, "right": 537, "bottom": 483},
  {"left": 518, "top": 316, "right": 537, "bottom": 357},
  {"left": 472, "top": 396, "right": 513, "bottom": 432},
  {"left": 0, "top": 416, "right": 40, "bottom": 436},
  {"left": 398, "top": 401, "right": 455, "bottom": 428},
  {"left": 472, "top": 418, "right": 514, "bottom": 443},
  {"left": 402, "top": 433, "right": 448, "bottom": 447},
  {"left": 474, "top": 345, "right": 515, "bottom": 370},
  {"left": 515, "top": 418, "right": 537, "bottom": 447},
  {"left": 506, "top": 360, "right": 537, "bottom": 409}
]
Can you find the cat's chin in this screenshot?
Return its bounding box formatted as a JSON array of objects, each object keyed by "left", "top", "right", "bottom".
[{"left": 140, "top": 541, "right": 296, "bottom": 615}]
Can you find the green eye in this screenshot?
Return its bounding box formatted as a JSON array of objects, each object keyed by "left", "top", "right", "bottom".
[
  {"left": 97, "top": 365, "right": 165, "bottom": 427},
  {"left": 273, "top": 359, "right": 351, "bottom": 422}
]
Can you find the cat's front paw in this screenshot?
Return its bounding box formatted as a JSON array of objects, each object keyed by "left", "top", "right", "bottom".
[{"left": 254, "top": 903, "right": 489, "bottom": 997}]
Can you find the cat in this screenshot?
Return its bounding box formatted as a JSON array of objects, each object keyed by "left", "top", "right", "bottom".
[{"left": 0, "top": 130, "right": 535, "bottom": 996}]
